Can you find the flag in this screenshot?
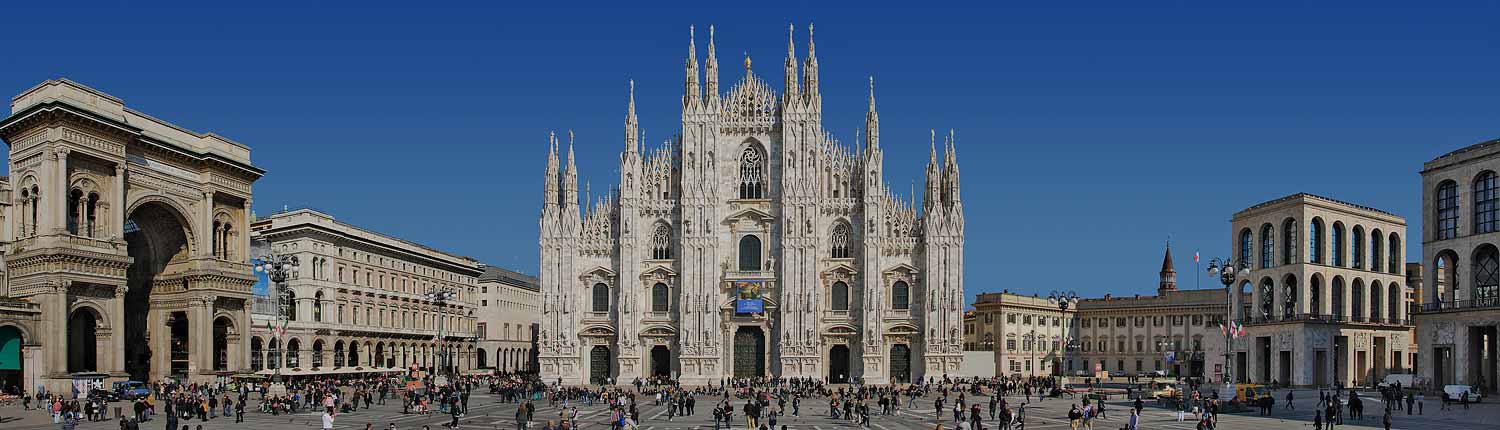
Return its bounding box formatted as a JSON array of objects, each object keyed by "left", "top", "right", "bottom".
[
  {"left": 1219, "top": 323, "right": 1227, "bottom": 337},
  {"left": 1194, "top": 251, "right": 1200, "bottom": 263}
]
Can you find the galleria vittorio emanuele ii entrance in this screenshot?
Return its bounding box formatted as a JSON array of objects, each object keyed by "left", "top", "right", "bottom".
[{"left": 0, "top": 79, "right": 262, "bottom": 392}]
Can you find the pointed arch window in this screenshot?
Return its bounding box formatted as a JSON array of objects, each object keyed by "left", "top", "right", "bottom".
[
  {"left": 1438, "top": 180, "right": 1459, "bottom": 239},
  {"left": 651, "top": 223, "right": 673, "bottom": 260},
  {"left": 892, "top": 280, "right": 910, "bottom": 310},
  {"left": 651, "top": 283, "right": 669, "bottom": 313},
  {"left": 832, "top": 281, "right": 850, "bottom": 311},
  {"left": 591, "top": 283, "right": 610, "bottom": 313},
  {"left": 1477, "top": 172, "right": 1499, "bottom": 234},
  {"left": 738, "top": 145, "right": 767, "bottom": 199},
  {"left": 1260, "top": 224, "right": 1274, "bottom": 269},
  {"left": 830, "top": 222, "right": 851, "bottom": 259}
]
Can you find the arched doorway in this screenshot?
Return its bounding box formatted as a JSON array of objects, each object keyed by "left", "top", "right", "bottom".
[
  {"left": 589, "top": 346, "right": 611, "bottom": 384},
  {"left": 890, "top": 344, "right": 911, "bottom": 384},
  {"left": 477, "top": 348, "right": 487, "bottom": 369},
  {"left": 124, "top": 201, "right": 194, "bottom": 381},
  {"left": 828, "top": 345, "right": 851, "bottom": 383},
  {"left": 213, "top": 317, "right": 232, "bottom": 371},
  {"left": 68, "top": 308, "right": 100, "bottom": 373},
  {"left": 0, "top": 326, "right": 25, "bottom": 389},
  {"left": 250, "top": 337, "right": 264, "bottom": 371},
  {"left": 348, "top": 341, "right": 360, "bottom": 367},
  {"left": 168, "top": 312, "right": 189, "bottom": 377},
  {"left": 732, "top": 326, "right": 765, "bottom": 378},
  {"left": 650, "top": 345, "right": 671, "bottom": 378}
]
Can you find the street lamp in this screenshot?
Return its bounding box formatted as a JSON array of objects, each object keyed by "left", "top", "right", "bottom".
[
  {"left": 1021, "top": 329, "right": 1041, "bottom": 377},
  {"left": 426, "top": 287, "right": 458, "bottom": 384},
  {"left": 253, "top": 252, "right": 300, "bottom": 388},
  {"left": 1206, "top": 257, "right": 1249, "bottom": 390},
  {"left": 1048, "top": 291, "right": 1079, "bottom": 378}
]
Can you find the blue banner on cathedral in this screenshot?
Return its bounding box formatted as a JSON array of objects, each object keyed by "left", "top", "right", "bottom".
[{"left": 736, "top": 299, "right": 763, "bottom": 313}]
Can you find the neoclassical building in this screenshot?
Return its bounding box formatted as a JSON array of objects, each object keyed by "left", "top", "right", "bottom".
[
  {"left": 247, "top": 209, "right": 481, "bottom": 377},
  {"left": 1416, "top": 140, "right": 1500, "bottom": 394},
  {"left": 538, "top": 26, "right": 966, "bottom": 386},
  {"left": 474, "top": 265, "right": 540, "bottom": 373},
  {"left": 0, "top": 79, "right": 262, "bottom": 392},
  {"left": 1230, "top": 193, "right": 1414, "bottom": 387},
  {"left": 968, "top": 245, "right": 1234, "bottom": 380}
]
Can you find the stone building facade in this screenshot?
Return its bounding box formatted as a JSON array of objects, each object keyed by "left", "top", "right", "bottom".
[
  {"left": 475, "top": 265, "right": 539, "bottom": 373},
  {"left": 1416, "top": 140, "right": 1500, "bottom": 393},
  {"left": 970, "top": 292, "right": 1073, "bottom": 377},
  {"left": 538, "top": 26, "right": 965, "bottom": 386},
  {"left": 248, "top": 209, "right": 481, "bottom": 376},
  {"left": 1230, "top": 193, "right": 1414, "bottom": 387},
  {"left": 0, "top": 79, "right": 263, "bottom": 393}
]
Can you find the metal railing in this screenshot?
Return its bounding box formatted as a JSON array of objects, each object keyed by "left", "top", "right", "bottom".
[
  {"left": 1419, "top": 297, "right": 1500, "bottom": 313},
  {"left": 1242, "top": 314, "right": 1410, "bottom": 326}
]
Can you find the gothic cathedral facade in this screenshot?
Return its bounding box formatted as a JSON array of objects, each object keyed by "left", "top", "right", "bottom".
[{"left": 538, "top": 26, "right": 965, "bottom": 386}]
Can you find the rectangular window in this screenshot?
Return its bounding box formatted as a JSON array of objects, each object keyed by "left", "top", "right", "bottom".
[
  {"left": 476, "top": 322, "right": 486, "bottom": 339},
  {"left": 1082, "top": 319, "right": 1091, "bottom": 328},
  {"left": 1023, "top": 315, "right": 1032, "bottom": 325},
  {"left": 1118, "top": 340, "right": 1126, "bottom": 352},
  {"left": 1007, "top": 339, "right": 1017, "bottom": 350},
  {"left": 1007, "top": 313, "right": 1016, "bottom": 323},
  {"left": 1116, "top": 317, "right": 1127, "bottom": 327},
  {"left": 1438, "top": 182, "right": 1459, "bottom": 239},
  {"left": 1025, "top": 360, "right": 1032, "bottom": 371},
  {"left": 985, "top": 314, "right": 993, "bottom": 324},
  {"left": 1192, "top": 315, "right": 1204, "bottom": 325},
  {"left": 1136, "top": 340, "right": 1143, "bottom": 352},
  {"left": 1136, "top": 360, "right": 1143, "bottom": 372}
]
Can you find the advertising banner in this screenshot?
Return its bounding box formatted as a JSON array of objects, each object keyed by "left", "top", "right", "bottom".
[{"left": 734, "top": 281, "right": 764, "bottom": 314}]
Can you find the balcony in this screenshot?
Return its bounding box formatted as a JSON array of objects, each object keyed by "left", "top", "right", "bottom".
[
  {"left": 1242, "top": 314, "right": 1410, "bottom": 327},
  {"left": 1418, "top": 297, "right": 1500, "bottom": 314}
]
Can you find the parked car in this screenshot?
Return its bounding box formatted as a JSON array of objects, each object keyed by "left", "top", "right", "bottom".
[
  {"left": 1072, "top": 370, "right": 1089, "bottom": 377},
  {"left": 1443, "top": 385, "right": 1483, "bottom": 402},
  {"left": 87, "top": 388, "right": 119, "bottom": 402},
  {"left": 112, "top": 380, "right": 150, "bottom": 400}
]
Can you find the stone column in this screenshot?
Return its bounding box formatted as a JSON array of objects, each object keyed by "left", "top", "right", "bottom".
[
  {"left": 46, "top": 282, "right": 67, "bottom": 376},
  {"left": 151, "top": 309, "right": 170, "bottom": 380},
  {"left": 42, "top": 148, "right": 69, "bottom": 234},
  {"left": 238, "top": 300, "right": 252, "bottom": 372},
  {"left": 110, "top": 286, "right": 128, "bottom": 375},
  {"left": 240, "top": 199, "right": 251, "bottom": 261},
  {"left": 200, "top": 192, "right": 213, "bottom": 258},
  {"left": 189, "top": 297, "right": 212, "bottom": 377},
  {"left": 113, "top": 165, "right": 126, "bottom": 238}
]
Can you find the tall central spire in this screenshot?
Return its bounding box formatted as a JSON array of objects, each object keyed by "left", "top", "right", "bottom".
[
  {"left": 865, "top": 76, "right": 879, "bottom": 151},
  {"left": 803, "top": 23, "right": 820, "bottom": 100}
]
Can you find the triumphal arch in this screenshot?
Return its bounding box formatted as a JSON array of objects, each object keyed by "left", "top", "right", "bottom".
[{"left": 0, "top": 79, "right": 262, "bottom": 392}]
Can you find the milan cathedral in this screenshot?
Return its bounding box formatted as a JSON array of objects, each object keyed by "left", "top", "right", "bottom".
[{"left": 537, "top": 25, "right": 966, "bottom": 386}]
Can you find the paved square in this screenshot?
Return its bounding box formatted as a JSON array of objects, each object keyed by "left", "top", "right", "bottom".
[{"left": 0, "top": 388, "right": 1491, "bottom": 430}]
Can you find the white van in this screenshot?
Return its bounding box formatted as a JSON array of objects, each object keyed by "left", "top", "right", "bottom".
[
  {"left": 1378, "top": 373, "right": 1416, "bottom": 389},
  {"left": 1443, "top": 385, "right": 1483, "bottom": 402}
]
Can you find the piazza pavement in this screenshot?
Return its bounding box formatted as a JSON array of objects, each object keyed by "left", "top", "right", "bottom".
[{"left": 0, "top": 386, "right": 1491, "bottom": 430}]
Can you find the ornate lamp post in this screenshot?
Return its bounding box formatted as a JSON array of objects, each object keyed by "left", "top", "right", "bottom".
[
  {"left": 1206, "top": 257, "right": 1249, "bottom": 391},
  {"left": 426, "top": 287, "right": 457, "bottom": 384},
  {"left": 253, "top": 252, "right": 299, "bottom": 388},
  {"left": 1048, "top": 290, "right": 1079, "bottom": 378}
]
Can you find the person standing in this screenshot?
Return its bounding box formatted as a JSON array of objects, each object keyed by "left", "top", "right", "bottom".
[
  {"left": 322, "top": 407, "right": 336, "bottom": 430},
  {"left": 515, "top": 404, "right": 528, "bottom": 430},
  {"left": 1127, "top": 409, "right": 1139, "bottom": 430},
  {"left": 1286, "top": 390, "right": 1295, "bottom": 409}
]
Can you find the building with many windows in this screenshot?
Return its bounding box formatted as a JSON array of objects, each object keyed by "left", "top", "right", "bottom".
[
  {"left": 1230, "top": 193, "right": 1414, "bottom": 387},
  {"left": 1416, "top": 140, "right": 1500, "bottom": 394},
  {"left": 967, "top": 245, "right": 1234, "bottom": 380},
  {"left": 538, "top": 26, "right": 966, "bottom": 386},
  {"left": 475, "top": 265, "right": 540, "bottom": 373},
  {"left": 248, "top": 209, "right": 482, "bottom": 377}
]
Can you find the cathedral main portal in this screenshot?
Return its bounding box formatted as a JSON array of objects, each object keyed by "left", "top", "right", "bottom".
[{"left": 732, "top": 326, "right": 765, "bottom": 378}]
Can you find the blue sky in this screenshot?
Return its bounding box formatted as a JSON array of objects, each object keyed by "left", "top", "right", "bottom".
[{"left": 5, "top": 1, "right": 1499, "bottom": 304}]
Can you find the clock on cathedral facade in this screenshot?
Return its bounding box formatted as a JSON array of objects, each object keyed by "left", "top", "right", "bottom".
[{"left": 537, "top": 25, "right": 966, "bottom": 386}]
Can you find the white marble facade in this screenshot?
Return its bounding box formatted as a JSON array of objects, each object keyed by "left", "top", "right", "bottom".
[{"left": 537, "top": 26, "right": 965, "bottom": 386}]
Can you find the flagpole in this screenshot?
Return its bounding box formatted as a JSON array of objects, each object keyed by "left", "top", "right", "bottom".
[{"left": 1196, "top": 249, "right": 1201, "bottom": 289}]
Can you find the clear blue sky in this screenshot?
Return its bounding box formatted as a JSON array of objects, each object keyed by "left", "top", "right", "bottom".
[{"left": 4, "top": 1, "right": 1499, "bottom": 303}]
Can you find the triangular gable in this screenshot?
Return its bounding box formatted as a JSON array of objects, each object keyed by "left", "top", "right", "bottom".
[
  {"left": 883, "top": 263, "right": 920, "bottom": 276},
  {"left": 724, "top": 207, "right": 774, "bottom": 223}
]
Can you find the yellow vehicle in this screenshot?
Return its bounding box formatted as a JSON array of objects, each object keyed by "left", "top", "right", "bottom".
[
  {"left": 1151, "top": 382, "right": 1182, "bottom": 400},
  {"left": 1234, "top": 384, "right": 1272, "bottom": 403}
]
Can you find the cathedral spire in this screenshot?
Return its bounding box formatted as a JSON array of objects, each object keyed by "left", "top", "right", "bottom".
[
  {"left": 684, "top": 25, "right": 700, "bottom": 107},
  {"left": 803, "top": 23, "right": 820, "bottom": 100},
  {"left": 705, "top": 25, "right": 719, "bottom": 100},
  {"left": 784, "top": 23, "right": 799, "bottom": 99},
  {"left": 564, "top": 130, "right": 578, "bottom": 209},
  {"left": 544, "top": 130, "right": 560, "bottom": 208},
  {"left": 944, "top": 129, "right": 961, "bottom": 205},
  {"left": 625, "top": 80, "right": 639, "bottom": 154},
  {"left": 925, "top": 129, "right": 941, "bottom": 209},
  {"left": 864, "top": 76, "right": 881, "bottom": 155}
]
